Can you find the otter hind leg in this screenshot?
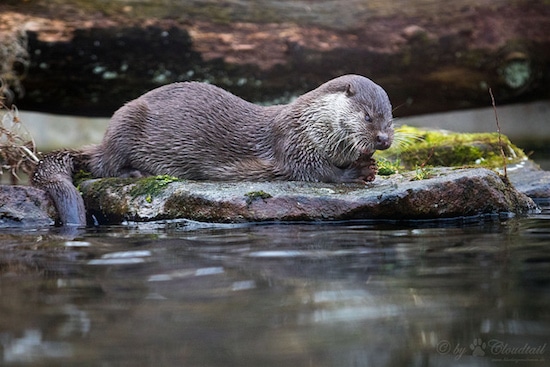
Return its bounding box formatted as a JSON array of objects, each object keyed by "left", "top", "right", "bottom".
[{"left": 90, "top": 100, "right": 151, "bottom": 178}]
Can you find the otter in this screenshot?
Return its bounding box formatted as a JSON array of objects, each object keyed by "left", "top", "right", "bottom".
[{"left": 32, "top": 74, "right": 393, "bottom": 226}]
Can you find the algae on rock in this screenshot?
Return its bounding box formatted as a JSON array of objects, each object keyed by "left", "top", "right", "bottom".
[{"left": 376, "top": 126, "right": 526, "bottom": 173}]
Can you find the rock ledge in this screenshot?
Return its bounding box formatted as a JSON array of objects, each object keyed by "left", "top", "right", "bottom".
[
  {"left": 1, "top": 166, "right": 543, "bottom": 228},
  {"left": 77, "top": 167, "right": 536, "bottom": 225}
]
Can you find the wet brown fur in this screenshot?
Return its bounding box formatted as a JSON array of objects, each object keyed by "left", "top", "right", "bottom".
[{"left": 32, "top": 74, "right": 393, "bottom": 226}]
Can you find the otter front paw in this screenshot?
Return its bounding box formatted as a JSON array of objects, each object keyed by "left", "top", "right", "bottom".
[{"left": 352, "top": 155, "right": 378, "bottom": 182}]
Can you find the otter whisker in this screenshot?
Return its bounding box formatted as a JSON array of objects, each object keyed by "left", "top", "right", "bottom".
[
  {"left": 391, "top": 129, "right": 424, "bottom": 150},
  {"left": 326, "top": 129, "right": 364, "bottom": 162}
]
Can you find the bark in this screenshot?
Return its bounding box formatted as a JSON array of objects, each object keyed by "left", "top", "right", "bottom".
[{"left": 0, "top": 0, "right": 549, "bottom": 117}]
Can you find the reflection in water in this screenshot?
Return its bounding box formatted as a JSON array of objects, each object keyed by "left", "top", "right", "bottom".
[
  {"left": 0, "top": 209, "right": 549, "bottom": 366},
  {"left": 1, "top": 329, "right": 72, "bottom": 363}
]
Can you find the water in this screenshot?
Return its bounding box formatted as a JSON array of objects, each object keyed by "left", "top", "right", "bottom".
[{"left": 1, "top": 206, "right": 549, "bottom": 366}]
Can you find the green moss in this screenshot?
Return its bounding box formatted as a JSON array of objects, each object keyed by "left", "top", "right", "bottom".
[
  {"left": 376, "top": 125, "right": 526, "bottom": 171},
  {"left": 377, "top": 158, "right": 402, "bottom": 176},
  {"left": 80, "top": 175, "right": 180, "bottom": 220},
  {"left": 129, "top": 175, "right": 181, "bottom": 198},
  {"left": 86, "top": 177, "right": 135, "bottom": 199},
  {"left": 83, "top": 177, "right": 135, "bottom": 218},
  {"left": 412, "top": 165, "right": 434, "bottom": 181},
  {"left": 74, "top": 169, "right": 94, "bottom": 189},
  {"left": 245, "top": 190, "right": 273, "bottom": 204}
]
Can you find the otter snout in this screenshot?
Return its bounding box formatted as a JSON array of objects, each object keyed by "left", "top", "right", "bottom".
[{"left": 375, "top": 132, "right": 392, "bottom": 150}]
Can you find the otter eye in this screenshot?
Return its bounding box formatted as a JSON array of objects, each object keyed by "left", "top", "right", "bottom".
[{"left": 365, "top": 114, "right": 372, "bottom": 123}]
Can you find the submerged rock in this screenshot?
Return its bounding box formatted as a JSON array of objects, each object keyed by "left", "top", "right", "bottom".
[{"left": 77, "top": 167, "right": 537, "bottom": 225}]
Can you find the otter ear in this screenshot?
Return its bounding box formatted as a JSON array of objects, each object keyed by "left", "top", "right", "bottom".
[{"left": 345, "top": 83, "right": 356, "bottom": 97}]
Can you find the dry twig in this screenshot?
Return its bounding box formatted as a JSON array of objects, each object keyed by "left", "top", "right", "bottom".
[
  {"left": 488, "top": 88, "right": 508, "bottom": 179},
  {"left": 0, "top": 80, "right": 39, "bottom": 184}
]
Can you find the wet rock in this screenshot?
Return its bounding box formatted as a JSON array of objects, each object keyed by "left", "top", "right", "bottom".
[
  {"left": 78, "top": 168, "right": 537, "bottom": 225},
  {"left": 4, "top": 161, "right": 545, "bottom": 228},
  {"left": 0, "top": 185, "right": 55, "bottom": 227},
  {"left": 507, "top": 160, "right": 550, "bottom": 202}
]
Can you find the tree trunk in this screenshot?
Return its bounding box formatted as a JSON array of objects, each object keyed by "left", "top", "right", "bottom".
[{"left": 1, "top": 0, "right": 549, "bottom": 117}]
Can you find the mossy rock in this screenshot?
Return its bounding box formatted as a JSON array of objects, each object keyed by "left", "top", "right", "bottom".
[
  {"left": 128, "top": 175, "right": 181, "bottom": 200},
  {"left": 376, "top": 126, "right": 526, "bottom": 172}
]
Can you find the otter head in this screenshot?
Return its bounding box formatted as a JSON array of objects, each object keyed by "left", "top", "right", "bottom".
[
  {"left": 302, "top": 75, "right": 394, "bottom": 167},
  {"left": 343, "top": 75, "right": 394, "bottom": 154}
]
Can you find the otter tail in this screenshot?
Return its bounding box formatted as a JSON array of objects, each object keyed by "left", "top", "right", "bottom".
[{"left": 32, "top": 149, "right": 90, "bottom": 226}]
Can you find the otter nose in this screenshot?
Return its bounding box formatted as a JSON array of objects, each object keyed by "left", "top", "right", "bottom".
[{"left": 375, "top": 133, "right": 391, "bottom": 150}]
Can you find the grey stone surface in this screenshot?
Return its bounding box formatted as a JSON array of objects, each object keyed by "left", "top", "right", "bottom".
[
  {"left": 507, "top": 160, "right": 550, "bottom": 201},
  {"left": 5, "top": 163, "right": 546, "bottom": 228},
  {"left": 0, "top": 185, "right": 55, "bottom": 227},
  {"left": 79, "top": 167, "right": 537, "bottom": 225}
]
